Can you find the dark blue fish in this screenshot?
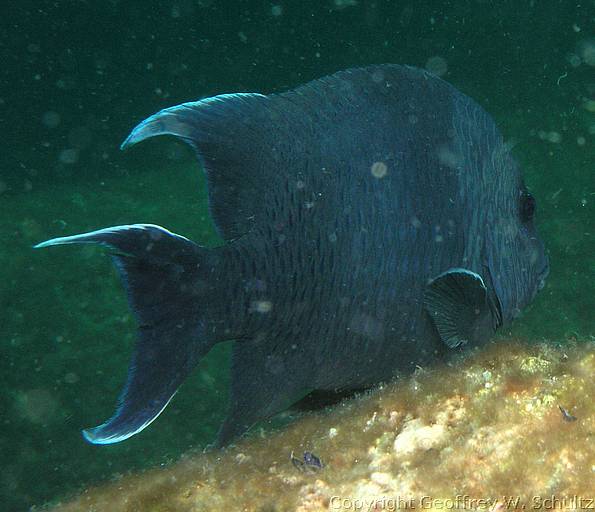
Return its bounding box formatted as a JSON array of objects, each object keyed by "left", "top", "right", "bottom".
[
  {"left": 558, "top": 405, "right": 577, "bottom": 422},
  {"left": 35, "top": 65, "right": 549, "bottom": 446},
  {"left": 291, "top": 451, "right": 323, "bottom": 472},
  {"left": 303, "top": 451, "right": 323, "bottom": 469}
]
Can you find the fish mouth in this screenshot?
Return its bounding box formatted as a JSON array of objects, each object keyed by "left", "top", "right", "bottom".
[
  {"left": 527, "top": 257, "right": 550, "bottom": 305},
  {"left": 535, "top": 257, "right": 550, "bottom": 295}
]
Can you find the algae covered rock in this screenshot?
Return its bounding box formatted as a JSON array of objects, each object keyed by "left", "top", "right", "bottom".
[{"left": 47, "top": 339, "right": 594, "bottom": 512}]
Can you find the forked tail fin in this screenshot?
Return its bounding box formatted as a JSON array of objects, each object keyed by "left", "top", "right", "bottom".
[{"left": 35, "top": 224, "right": 218, "bottom": 444}]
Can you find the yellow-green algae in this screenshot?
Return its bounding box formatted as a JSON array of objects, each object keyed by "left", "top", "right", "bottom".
[{"left": 46, "top": 339, "right": 594, "bottom": 512}]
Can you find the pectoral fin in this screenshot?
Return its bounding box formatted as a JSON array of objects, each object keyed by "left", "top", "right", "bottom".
[{"left": 424, "top": 268, "right": 500, "bottom": 349}]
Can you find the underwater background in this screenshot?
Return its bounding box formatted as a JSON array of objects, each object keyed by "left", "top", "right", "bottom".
[{"left": 1, "top": 1, "right": 593, "bottom": 510}]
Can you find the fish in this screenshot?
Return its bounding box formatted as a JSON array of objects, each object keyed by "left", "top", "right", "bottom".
[
  {"left": 558, "top": 405, "right": 577, "bottom": 422},
  {"left": 291, "top": 451, "right": 323, "bottom": 472},
  {"left": 35, "top": 64, "right": 549, "bottom": 447}
]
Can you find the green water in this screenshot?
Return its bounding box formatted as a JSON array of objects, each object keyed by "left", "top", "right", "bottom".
[{"left": 1, "top": 1, "right": 593, "bottom": 510}]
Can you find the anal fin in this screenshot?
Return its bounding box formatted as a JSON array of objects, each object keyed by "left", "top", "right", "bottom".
[{"left": 216, "top": 341, "right": 310, "bottom": 446}]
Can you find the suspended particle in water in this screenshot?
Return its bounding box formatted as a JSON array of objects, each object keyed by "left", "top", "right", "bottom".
[
  {"left": 577, "top": 136, "right": 586, "bottom": 146},
  {"left": 42, "top": 111, "right": 61, "bottom": 128},
  {"left": 271, "top": 5, "right": 282, "bottom": 16},
  {"left": 59, "top": 148, "right": 79, "bottom": 164},
  {"left": 425, "top": 56, "right": 448, "bottom": 77},
  {"left": 577, "top": 38, "right": 595, "bottom": 66},
  {"left": 411, "top": 216, "right": 422, "bottom": 229},
  {"left": 371, "top": 161, "right": 388, "bottom": 179},
  {"left": 371, "top": 69, "right": 385, "bottom": 83},
  {"left": 55, "top": 76, "right": 76, "bottom": 90},
  {"left": 567, "top": 53, "right": 581, "bottom": 67},
  {"left": 333, "top": 0, "right": 358, "bottom": 10},
  {"left": 15, "top": 389, "right": 59, "bottom": 424},
  {"left": 251, "top": 300, "right": 273, "bottom": 313},
  {"left": 94, "top": 51, "right": 111, "bottom": 71},
  {"left": 64, "top": 372, "right": 79, "bottom": 384},
  {"left": 437, "top": 145, "right": 461, "bottom": 168}
]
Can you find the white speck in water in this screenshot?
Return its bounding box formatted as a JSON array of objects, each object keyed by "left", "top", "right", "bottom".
[
  {"left": 251, "top": 300, "right": 273, "bottom": 313},
  {"left": 578, "top": 38, "right": 595, "bottom": 66},
  {"left": 333, "top": 0, "right": 358, "bottom": 9},
  {"left": 411, "top": 216, "right": 422, "bottom": 229},
  {"left": 64, "top": 372, "right": 79, "bottom": 384},
  {"left": 437, "top": 145, "right": 461, "bottom": 168},
  {"left": 371, "top": 161, "right": 388, "bottom": 179},
  {"left": 371, "top": 69, "right": 385, "bottom": 83},
  {"left": 16, "top": 389, "right": 59, "bottom": 424},
  {"left": 425, "top": 56, "right": 448, "bottom": 76},
  {"left": 328, "top": 232, "right": 337, "bottom": 243},
  {"left": 59, "top": 148, "right": 79, "bottom": 164},
  {"left": 577, "top": 136, "right": 586, "bottom": 146},
  {"left": 42, "top": 111, "right": 61, "bottom": 128},
  {"left": 328, "top": 427, "right": 338, "bottom": 438},
  {"left": 567, "top": 53, "right": 581, "bottom": 67},
  {"left": 271, "top": 5, "right": 282, "bottom": 16}
]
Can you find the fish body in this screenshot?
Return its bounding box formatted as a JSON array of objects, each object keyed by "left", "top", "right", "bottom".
[{"left": 36, "top": 65, "right": 549, "bottom": 445}]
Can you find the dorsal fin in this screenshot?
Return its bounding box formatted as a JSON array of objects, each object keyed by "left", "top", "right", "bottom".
[
  {"left": 121, "top": 93, "right": 270, "bottom": 240},
  {"left": 121, "top": 65, "right": 454, "bottom": 240}
]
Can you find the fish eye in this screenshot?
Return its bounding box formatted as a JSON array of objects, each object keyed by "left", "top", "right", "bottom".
[{"left": 520, "top": 191, "right": 536, "bottom": 222}]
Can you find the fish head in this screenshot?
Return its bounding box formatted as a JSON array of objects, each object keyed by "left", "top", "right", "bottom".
[{"left": 484, "top": 154, "right": 549, "bottom": 324}]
